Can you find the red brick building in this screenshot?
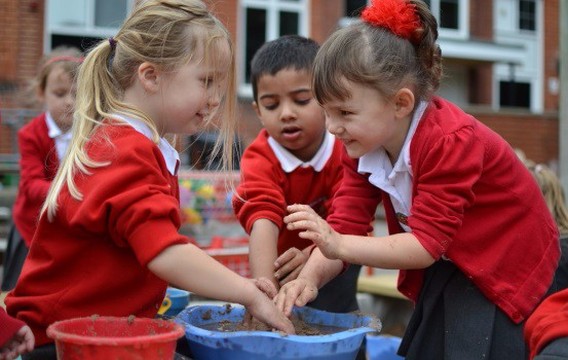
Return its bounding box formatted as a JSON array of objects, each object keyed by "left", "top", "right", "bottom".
[{"left": 0, "top": 0, "right": 561, "bottom": 167}]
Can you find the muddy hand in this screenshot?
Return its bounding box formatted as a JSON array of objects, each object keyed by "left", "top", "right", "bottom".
[
  {"left": 274, "top": 247, "right": 310, "bottom": 286},
  {"left": 275, "top": 278, "right": 318, "bottom": 317},
  {"left": 285, "top": 204, "right": 343, "bottom": 260},
  {"left": 246, "top": 290, "right": 295, "bottom": 334},
  {"left": 0, "top": 325, "right": 34, "bottom": 360},
  {"left": 254, "top": 277, "right": 279, "bottom": 299}
]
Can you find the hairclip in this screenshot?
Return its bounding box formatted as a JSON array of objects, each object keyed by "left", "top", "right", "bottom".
[
  {"left": 361, "top": 0, "right": 422, "bottom": 44},
  {"left": 44, "top": 55, "right": 84, "bottom": 68},
  {"left": 109, "top": 37, "right": 117, "bottom": 50}
]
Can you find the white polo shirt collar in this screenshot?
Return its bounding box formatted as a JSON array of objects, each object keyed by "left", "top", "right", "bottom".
[
  {"left": 357, "top": 101, "right": 428, "bottom": 231},
  {"left": 45, "top": 111, "right": 72, "bottom": 161},
  {"left": 268, "top": 131, "right": 335, "bottom": 173},
  {"left": 111, "top": 114, "right": 180, "bottom": 176}
]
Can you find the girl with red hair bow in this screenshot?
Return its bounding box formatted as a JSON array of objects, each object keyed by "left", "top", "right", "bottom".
[{"left": 275, "top": 1, "right": 559, "bottom": 359}]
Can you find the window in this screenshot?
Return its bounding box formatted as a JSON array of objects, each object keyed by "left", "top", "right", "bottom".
[
  {"left": 345, "top": 0, "right": 368, "bottom": 17},
  {"left": 499, "top": 81, "right": 531, "bottom": 108},
  {"left": 519, "top": 0, "right": 536, "bottom": 31},
  {"left": 423, "top": 0, "right": 469, "bottom": 38},
  {"left": 46, "top": 0, "right": 133, "bottom": 51},
  {"left": 239, "top": 0, "right": 308, "bottom": 96}
]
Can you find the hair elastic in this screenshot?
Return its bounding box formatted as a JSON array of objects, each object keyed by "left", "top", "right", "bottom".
[
  {"left": 109, "top": 37, "right": 117, "bottom": 50},
  {"left": 361, "top": 0, "right": 422, "bottom": 44}
]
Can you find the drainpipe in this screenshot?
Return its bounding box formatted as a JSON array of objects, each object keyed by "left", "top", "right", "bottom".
[{"left": 560, "top": 0, "right": 568, "bottom": 197}]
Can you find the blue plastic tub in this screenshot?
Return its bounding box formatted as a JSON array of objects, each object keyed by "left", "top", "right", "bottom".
[
  {"left": 162, "top": 288, "right": 190, "bottom": 317},
  {"left": 366, "top": 335, "right": 403, "bottom": 360},
  {"left": 176, "top": 305, "right": 380, "bottom": 360}
]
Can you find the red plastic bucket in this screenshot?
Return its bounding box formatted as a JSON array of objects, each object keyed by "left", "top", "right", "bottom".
[{"left": 46, "top": 316, "right": 184, "bottom": 360}]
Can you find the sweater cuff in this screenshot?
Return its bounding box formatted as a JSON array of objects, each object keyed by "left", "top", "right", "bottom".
[
  {"left": 0, "top": 308, "right": 25, "bottom": 347},
  {"left": 128, "top": 218, "right": 189, "bottom": 266}
]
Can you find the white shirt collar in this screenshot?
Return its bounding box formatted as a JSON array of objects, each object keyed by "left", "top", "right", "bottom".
[
  {"left": 45, "top": 112, "right": 65, "bottom": 139},
  {"left": 45, "top": 112, "right": 73, "bottom": 160},
  {"left": 358, "top": 101, "right": 428, "bottom": 176},
  {"left": 267, "top": 131, "right": 335, "bottom": 173},
  {"left": 111, "top": 114, "right": 180, "bottom": 176}
]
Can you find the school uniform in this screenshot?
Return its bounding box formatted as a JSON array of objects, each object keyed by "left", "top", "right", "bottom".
[
  {"left": 234, "top": 129, "right": 361, "bottom": 313},
  {"left": 6, "top": 115, "right": 190, "bottom": 347},
  {"left": 2, "top": 113, "right": 69, "bottom": 292},
  {"left": 327, "top": 97, "right": 560, "bottom": 359},
  {"left": 12, "top": 112, "right": 62, "bottom": 247},
  {"left": 0, "top": 306, "right": 26, "bottom": 348},
  {"left": 525, "top": 288, "right": 568, "bottom": 359}
]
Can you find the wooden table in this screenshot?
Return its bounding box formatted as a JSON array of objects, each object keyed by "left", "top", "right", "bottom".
[
  {"left": 357, "top": 273, "right": 413, "bottom": 336},
  {"left": 358, "top": 273, "right": 405, "bottom": 300}
]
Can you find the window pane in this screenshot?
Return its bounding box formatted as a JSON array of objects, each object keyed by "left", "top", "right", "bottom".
[
  {"left": 95, "top": 0, "right": 128, "bottom": 28},
  {"left": 440, "top": 0, "right": 459, "bottom": 29},
  {"left": 49, "top": 0, "right": 87, "bottom": 27},
  {"left": 245, "top": 8, "right": 266, "bottom": 83},
  {"left": 51, "top": 34, "right": 102, "bottom": 52},
  {"left": 345, "top": 0, "right": 367, "bottom": 17},
  {"left": 499, "top": 81, "right": 531, "bottom": 108},
  {"left": 519, "top": 0, "right": 536, "bottom": 31},
  {"left": 280, "top": 11, "right": 299, "bottom": 36}
]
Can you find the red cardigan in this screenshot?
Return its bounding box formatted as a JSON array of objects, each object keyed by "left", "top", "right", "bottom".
[
  {"left": 525, "top": 288, "right": 568, "bottom": 359},
  {"left": 328, "top": 97, "right": 559, "bottom": 323},
  {"left": 6, "top": 123, "right": 189, "bottom": 346},
  {"left": 234, "top": 129, "right": 343, "bottom": 255},
  {"left": 12, "top": 113, "right": 59, "bottom": 246}
]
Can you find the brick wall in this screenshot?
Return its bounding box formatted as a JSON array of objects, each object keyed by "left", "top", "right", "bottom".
[
  {"left": 469, "top": 0, "right": 493, "bottom": 40},
  {"left": 543, "top": 0, "right": 560, "bottom": 112},
  {"left": 0, "top": 0, "right": 45, "bottom": 154},
  {"left": 472, "top": 110, "right": 559, "bottom": 165},
  {"left": 310, "top": 0, "right": 343, "bottom": 44}
]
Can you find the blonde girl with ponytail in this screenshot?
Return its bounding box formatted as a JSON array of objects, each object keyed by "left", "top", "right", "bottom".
[{"left": 7, "top": 1, "right": 293, "bottom": 356}]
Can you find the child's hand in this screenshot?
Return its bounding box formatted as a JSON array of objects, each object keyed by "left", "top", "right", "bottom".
[
  {"left": 245, "top": 290, "right": 295, "bottom": 334},
  {"left": 274, "top": 278, "right": 319, "bottom": 317},
  {"left": 0, "top": 325, "right": 35, "bottom": 360},
  {"left": 284, "top": 204, "right": 344, "bottom": 260},
  {"left": 274, "top": 246, "right": 313, "bottom": 286},
  {"left": 253, "top": 277, "right": 279, "bottom": 299}
]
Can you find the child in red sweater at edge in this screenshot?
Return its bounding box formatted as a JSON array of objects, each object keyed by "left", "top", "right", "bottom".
[
  {"left": 525, "top": 289, "right": 568, "bottom": 359},
  {"left": 233, "top": 35, "right": 361, "bottom": 313},
  {"left": 523, "top": 163, "right": 568, "bottom": 360},
  {"left": 276, "top": 0, "right": 559, "bottom": 359},
  {"left": 0, "top": 307, "right": 34, "bottom": 360},
  {"left": 6, "top": 1, "right": 293, "bottom": 358},
  {"left": 2, "top": 47, "right": 83, "bottom": 292}
]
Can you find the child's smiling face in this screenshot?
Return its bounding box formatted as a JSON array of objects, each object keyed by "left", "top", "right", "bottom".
[
  {"left": 253, "top": 68, "right": 326, "bottom": 162},
  {"left": 322, "top": 80, "right": 410, "bottom": 162}
]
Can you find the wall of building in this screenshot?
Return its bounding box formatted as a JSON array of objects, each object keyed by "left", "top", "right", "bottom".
[
  {"left": 474, "top": 110, "right": 559, "bottom": 165},
  {"left": 0, "top": 0, "right": 562, "bottom": 167},
  {"left": 543, "top": 0, "right": 560, "bottom": 112}
]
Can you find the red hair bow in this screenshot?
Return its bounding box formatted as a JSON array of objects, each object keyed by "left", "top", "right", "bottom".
[{"left": 361, "top": 0, "right": 421, "bottom": 44}]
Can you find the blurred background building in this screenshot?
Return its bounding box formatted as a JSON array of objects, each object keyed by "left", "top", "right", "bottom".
[{"left": 0, "top": 0, "right": 562, "bottom": 170}]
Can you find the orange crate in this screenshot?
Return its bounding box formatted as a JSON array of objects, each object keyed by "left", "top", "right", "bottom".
[{"left": 206, "top": 247, "right": 250, "bottom": 278}]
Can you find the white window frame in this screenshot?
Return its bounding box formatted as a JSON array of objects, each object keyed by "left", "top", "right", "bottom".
[
  {"left": 238, "top": 0, "right": 310, "bottom": 98},
  {"left": 45, "top": 0, "right": 135, "bottom": 51},
  {"left": 428, "top": 0, "right": 470, "bottom": 40}
]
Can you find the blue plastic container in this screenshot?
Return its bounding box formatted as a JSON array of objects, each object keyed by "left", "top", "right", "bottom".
[
  {"left": 176, "top": 305, "right": 380, "bottom": 360},
  {"left": 366, "top": 335, "right": 403, "bottom": 360},
  {"left": 162, "top": 288, "right": 190, "bottom": 317}
]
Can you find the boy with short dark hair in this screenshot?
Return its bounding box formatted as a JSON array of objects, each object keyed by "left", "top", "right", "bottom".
[{"left": 233, "top": 35, "right": 361, "bottom": 312}]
